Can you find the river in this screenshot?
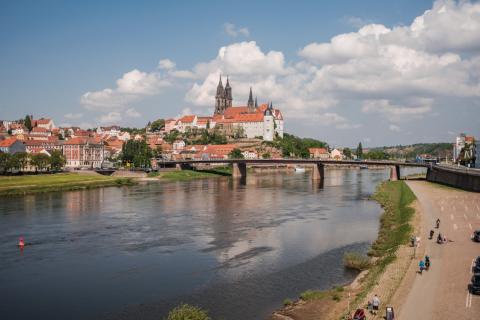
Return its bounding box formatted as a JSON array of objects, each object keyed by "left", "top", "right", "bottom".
[{"left": 0, "top": 168, "right": 424, "bottom": 320}]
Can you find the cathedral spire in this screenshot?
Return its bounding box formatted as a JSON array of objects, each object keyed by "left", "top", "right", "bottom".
[
  {"left": 254, "top": 96, "right": 258, "bottom": 109},
  {"left": 247, "top": 87, "right": 255, "bottom": 113}
]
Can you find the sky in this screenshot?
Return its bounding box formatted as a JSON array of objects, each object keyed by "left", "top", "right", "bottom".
[{"left": 1, "top": 0, "right": 479, "bottom": 147}]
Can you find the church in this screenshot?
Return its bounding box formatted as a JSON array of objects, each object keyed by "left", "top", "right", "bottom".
[{"left": 212, "top": 76, "right": 284, "bottom": 141}]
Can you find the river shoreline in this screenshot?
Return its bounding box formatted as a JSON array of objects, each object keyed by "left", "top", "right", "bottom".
[{"left": 270, "top": 180, "right": 418, "bottom": 320}]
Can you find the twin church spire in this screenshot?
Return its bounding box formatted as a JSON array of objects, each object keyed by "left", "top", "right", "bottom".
[{"left": 214, "top": 75, "right": 259, "bottom": 115}]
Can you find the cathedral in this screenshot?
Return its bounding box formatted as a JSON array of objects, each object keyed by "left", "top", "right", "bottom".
[
  {"left": 214, "top": 75, "right": 233, "bottom": 115},
  {"left": 211, "top": 75, "right": 284, "bottom": 141}
]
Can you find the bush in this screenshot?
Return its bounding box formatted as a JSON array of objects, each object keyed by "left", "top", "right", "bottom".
[
  {"left": 166, "top": 304, "right": 210, "bottom": 320},
  {"left": 283, "top": 298, "right": 293, "bottom": 306},
  {"left": 343, "top": 252, "right": 371, "bottom": 271},
  {"left": 300, "top": 290, "right": 327, "bottom": 301},
  {"left": 332, "top": 293, "right": 341, "bottom": 301}
]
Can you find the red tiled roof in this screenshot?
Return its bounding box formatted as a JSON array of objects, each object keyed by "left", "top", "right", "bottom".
[
  {"left": 34, "top": 118, "right": 52, "bottom": 125},
  {"left": 309, "top": 147, "right": 328, "bottom": 154},
  {"left": 177, "top": 115, "right": 196, "bottom": 123},
  {"left": 65, "top": 137, "right": 103, "bottom": 145},
  {"left": 31, "top": 127, "right": 48, "bottom": 133},
  {"left": 0, "top": 137, "right": 20, "bottom": 147}
]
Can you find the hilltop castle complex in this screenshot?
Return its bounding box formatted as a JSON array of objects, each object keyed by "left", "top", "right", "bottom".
[{"left": 164, "top": 76, "right": 284, "bottom": 141}]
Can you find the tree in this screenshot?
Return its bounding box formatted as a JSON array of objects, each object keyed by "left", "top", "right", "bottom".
[
  {"left": 8, "top": 155, "right": 20, "bottom": 172},
  {"left": 50, "top": 150, "right": 66, "bottom": 171},
  {"left": 13, "top": 152, "right": 29, "bottom": 172},
  {"left": 0, "top": 153, "right": 11, "bottom": 174},
  {"left": 356, "top": 142, "right": 363, "bottom": 159},
  {"left": 229, "top": 148, "right": 244, "bottom": 159},
  {"left": 343, "top": 148, "right": 352, "bottom": 159},
  {"left": 30, "top": 153, "right": 50, "bottom": 172},
  {"left": 164, "top": 129, "right": 180, "bottom": 144},
  {"left": 24, "top": 115, "right": 32, "bottom": 131},
  {"left": 262, "top": 152, "right": 271, "bottom": 159},
  {"left": 150, "top": 118, "right": 165, "bottom": 132},
  {"left": 233, "top": 126, "right": 245, "bottom": 139},
  {"left": 121, "top": 140, "right": 153, "bottom": 168}
]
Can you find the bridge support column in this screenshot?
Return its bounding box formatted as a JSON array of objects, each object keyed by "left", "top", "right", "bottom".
[
  {"left": 390, "top": 166, "right": 398, "bottom": 181},
  {"left": 232, "top": 162, "right": 247, "bottom": 178},
  {"left": 176, "top": 163, "right": 192, "bottom": 171},
  {"left": 312, "top": 163, "right": 324, "bottom": 181}
]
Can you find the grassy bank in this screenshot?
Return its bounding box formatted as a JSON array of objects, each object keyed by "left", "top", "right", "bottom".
[
  {"left": 0, "top": 173, "right": 134, "bottom": 196},
  {"left": 149, "top": 167, "right": 232, "bottom": 181},
  {"left": 351, "top": 180, "right": 416, "bottom": 304}
]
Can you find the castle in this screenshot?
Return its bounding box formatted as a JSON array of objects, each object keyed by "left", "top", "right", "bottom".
[{"left": 165, "top": 76, "right": 284, "bottom": 141}]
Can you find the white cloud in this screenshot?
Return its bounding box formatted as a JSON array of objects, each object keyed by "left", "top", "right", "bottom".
[
  {"left": 158, "top": 59, "right": 176, "bottom": 70},
  {"left": 362, "top": 99, "right": 432, "bottom": 122},
  {"left": 64, "top": 113, "right": 83, "bottom": 119},
  {"left": 389, "top": 124, "right": 401, "bottom": 132},
  {"left": 224, "top": 23, "right": 250, "bottom": 37},
  {"left": 125, "top": 108, "right": 141, "bottom": 118},
  {"left": 343, "top": 16, "right": 374, "bottom": 28},
  {"left": 81, "top": 69, "right": 171, "bottom": 109},
  {"left": 97, "top": 112, "right": 122, "bottom": 124}
]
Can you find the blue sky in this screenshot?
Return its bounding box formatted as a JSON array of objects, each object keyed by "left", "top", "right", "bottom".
[{"left": 1, "top": 0, "right": 479, "bottom": 147}]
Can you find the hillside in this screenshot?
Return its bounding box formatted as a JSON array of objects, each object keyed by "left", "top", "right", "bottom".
[{"left": 369, "top": 143, "right": 452, "bottom": 160}]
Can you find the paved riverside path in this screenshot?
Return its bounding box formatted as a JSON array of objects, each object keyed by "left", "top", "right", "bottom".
[{"left": 398, "top": 181, "right": 480, "bottom": 319}]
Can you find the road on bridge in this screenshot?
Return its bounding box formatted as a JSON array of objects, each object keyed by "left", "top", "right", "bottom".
[{"left": 398, "top": 181, "right": 480, "bottom": 319}]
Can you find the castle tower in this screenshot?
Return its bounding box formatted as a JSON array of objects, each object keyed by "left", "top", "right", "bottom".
[
  {"left": 247, "top": 87, "right": 255, "bottom": 113},
  {"left": 224, "top": 76, "right": 232, "bottom": 109},
  {"left": 215, "top": 75, "right": 226, "bottom": 115},
  {"left": 263, "top": 101, "right": 274, "bottom": 141}
]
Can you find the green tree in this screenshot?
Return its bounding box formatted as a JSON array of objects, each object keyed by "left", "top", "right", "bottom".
[
  {"left": 272, "top": 133, "right": 327, "bottom": 158},
  {"left": 121, "top": 140, "right": 153, "bottom": 168},
  {"left": 13, "top": 152, "right": 29, "bottom": 172},
  {"left": 262, "top": 152, "right": 271, "bottom": 159},
  {"left": 150, "top": 118, "right": 165, "bottom": 132},
  {"left": 356, "top": 142, "right": 363, "bottom": 159},
  {"left": 24, "top": 115, "right": 32, "bottom": 131},
  {"left": 0, "top": 153, "right": 11, "bottom": 174},
  {"left": 164, "top": 130, "right": 180, "bottom": 144},
  {"left": 343, "top": 148, "right": 352, "bottom": 159},
  {"left": 229, "top": 148, "right": 244, "bottom": 159},
  {"left": 8, "top": 154, "right": 20, "bottom": 172},
  {"left": 30, "top": 153, "right": 50, "bottom": 172},
  {"left": 50, "top": 150, "right": 66, "bottom": 171}
]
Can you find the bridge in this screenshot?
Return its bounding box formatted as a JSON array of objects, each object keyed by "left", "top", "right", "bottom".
[{"left": 157, "top": 159, "right": 428, "bottom": 181}]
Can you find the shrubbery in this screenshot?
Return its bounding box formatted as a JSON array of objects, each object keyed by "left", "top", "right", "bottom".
[{"left": 166, "top": 304, "right": 210, "bottom": 320}]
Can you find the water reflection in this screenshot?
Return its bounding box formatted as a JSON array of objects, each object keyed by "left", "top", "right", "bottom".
[{"left": 0, "top": 169, "right": 389, "bottom": 320}]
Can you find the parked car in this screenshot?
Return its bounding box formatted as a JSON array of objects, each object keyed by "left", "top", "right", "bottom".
[
  {"left": 472, "top": 230, "right": 480, "bottom": 242},
  {"left": 469, "top": 274, "right": 480, "bottom": 294},
  {"left": 473, "top": 256, "right": 480, "bottom": 274}
]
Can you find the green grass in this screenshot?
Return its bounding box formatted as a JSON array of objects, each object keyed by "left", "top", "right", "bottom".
[
  {"left": 343, "top": 252, "right": 372, "bottom": 271},
  {"left": 156, "top": 167, "right": 232, "bottom": 181},
  {"left": 165, "top": 304, "right": 210, "bottom": 320},
  {"left": 283, "top": 298, "right": 293, "bottom": 306},
  {"left": 0, "top": 173, "right": 134, "bottom": 196},
  {"left": 351, "top": 180, "right": 416, "bottom": 304}
]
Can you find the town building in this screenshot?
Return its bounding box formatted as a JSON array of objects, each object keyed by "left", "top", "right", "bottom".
[
  {"left": 330, "top": 148, "right": 343, "bottom": 160},
  {"left": 0, "top": 137, "right": 26, "bottom": 154},
  {"left": 309, "top": 147, "right": 329, "bottom": 159},
  {"left": 63, "top": 137, "right": 104, "bottom": 168},
  {"left": 33, "top": 118, "right": 55, "bottom": 131}
]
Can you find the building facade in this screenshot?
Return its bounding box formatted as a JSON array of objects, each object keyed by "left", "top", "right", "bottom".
[{"left": 63, "top": 137, "right": 104, "bottom": 168}]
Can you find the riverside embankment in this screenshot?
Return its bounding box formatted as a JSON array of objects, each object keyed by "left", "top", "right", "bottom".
[
  {"left": 271, "top": 180, "right": 419, "bottom": 320},
  {"left": 0, "top": 172, "right": 133, "bottom": 196}
]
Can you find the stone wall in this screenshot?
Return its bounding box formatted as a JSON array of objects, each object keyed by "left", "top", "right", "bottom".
[{"left": 426, "top": 165, "right": 480, "bottom": 192}]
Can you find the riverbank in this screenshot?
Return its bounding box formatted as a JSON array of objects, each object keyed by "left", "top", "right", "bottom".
[
  {"left": 0, "top": 173, "right": 134, "bottom": 196},
  {"left": 270, "top": 180, "right": 418, "bottom": 320},
  {"left": 148, "top": 167, "right": 232, "bottom": 181}
]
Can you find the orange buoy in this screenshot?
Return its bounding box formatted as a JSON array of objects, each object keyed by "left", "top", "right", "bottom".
[{"left": 18, "top": 237, "right": 25, "bottom": 247}]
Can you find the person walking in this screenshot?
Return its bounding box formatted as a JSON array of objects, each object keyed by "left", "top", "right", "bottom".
[
  {"left": 419, "top": 259, "right": 425, "bottom": 274},
  {"left": 372, "top": 294, "right": 380, "bottom": 315}
]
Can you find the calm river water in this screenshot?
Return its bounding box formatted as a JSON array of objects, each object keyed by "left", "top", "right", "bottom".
[{"left": 0, "top": 168, "right": 423, "bottom": 320}]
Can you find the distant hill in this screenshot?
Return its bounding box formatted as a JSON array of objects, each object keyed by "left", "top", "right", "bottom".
[{"left": 369, "top": 143, "right": 452, "bottom": 160}]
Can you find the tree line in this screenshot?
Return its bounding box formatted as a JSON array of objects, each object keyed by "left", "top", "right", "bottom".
[{"left": 0, "top": 150, "right": 66, "bottom": 174}]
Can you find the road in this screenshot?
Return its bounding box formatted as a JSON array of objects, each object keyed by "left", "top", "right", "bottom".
[{"left": 398, "top": 181, "right": 480, "bottom": 319}]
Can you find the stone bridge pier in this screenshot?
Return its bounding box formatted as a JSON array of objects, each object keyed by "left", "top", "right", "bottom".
[
  {"left": 312, "top": 163, "right": 324, "bottom": 181},
  {"left": 232, "top": 162, "right": 247, "bottom": 178},
  {"left": 390, "top": 165, "right": 401, "bottom": 181},
  {"left": 176, "top": 163, "right": 193, "bottom": 170}
]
